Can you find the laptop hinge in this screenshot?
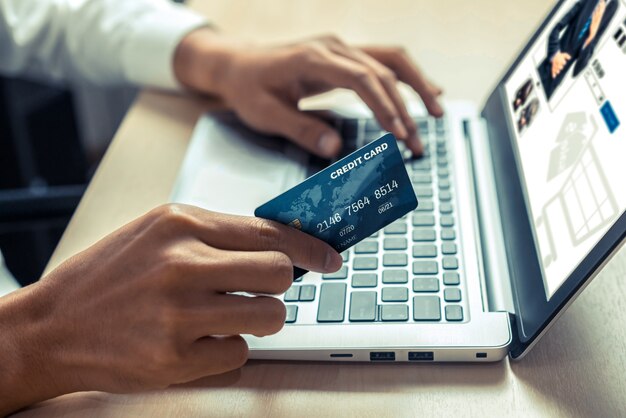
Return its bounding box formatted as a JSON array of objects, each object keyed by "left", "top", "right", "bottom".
[
  {"left": 465, "top": 118, "right": 515, "bottom": 314},
  {"left": 508, "top": 312, "right": 521, "bottom": 355}
]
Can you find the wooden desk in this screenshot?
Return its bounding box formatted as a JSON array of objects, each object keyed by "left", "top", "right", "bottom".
[{"left": 20, "top": 0, "right": 626, "bottom": 416}]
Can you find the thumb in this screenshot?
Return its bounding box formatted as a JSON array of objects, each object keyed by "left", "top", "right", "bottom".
[{"left": 247, "top": 97, "right": 342, "bottom": 158}]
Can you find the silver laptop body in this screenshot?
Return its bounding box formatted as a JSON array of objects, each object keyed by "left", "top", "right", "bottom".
[{"left": 171, "top": 0, "right": 626, "bottom": 362}]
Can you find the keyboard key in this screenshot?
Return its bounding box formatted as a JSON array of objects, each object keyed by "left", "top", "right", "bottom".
[
  {"left": 323, "top": 266, "right": 348, "bottom": 279},
  {"left": 439, "top": 190, "right": 452, "bottom": 201},
  {"left": 442, "top": 242, "right": 457, "bottom": 255},
  {"left": 412, "top": 159, "right": 431, "bottom": 171},
  {"left": 382, "top": 269, "right": 408, "bottom": 284},
  {"left": 413, "top": 261, "right": 438, "bottom": 275},
  {"left": 384, "top": 237, "right": 408, "bottom": 250},
  {"left": 285, "top": 305, "right": 298, "bottom": 323},
  {"left": 365, "top": 119, "right": 382, "bottom": 132},
  {"left": 355, "top": 241, "right": 378, "bottom": 254},
  {"left": 412, "top": 244, "right": 437, "bottom": 258},
  {"left": 412, "top": 214, "right": 435, "bottom": 227},
  {"left": 352, "top": 273, "right": 378, "bottom": 288},
  {"left": 439, "top": 202, "right": 453, "bottom": 214},
  {"left": 364, "top": 131, "right": 383, "bottom": 142},
  {"left": 415, "top": 187, "right": 433, "bottom": 198},
  {"left": 416, "top": 118, "right": 429, "bottom": 132},
  {"left": 317, "top": 283, "right": 347, "bottom": 322},
  {"left": 440, "top": 215, "right": 455, "bottom": 227},
  {"left": 349, "top": 291, "right": 377, "bottom": 322},
  {"left": 439, "top": 179, "right": 451, "bottom": 190},
  {"left": 384, "top": 222, "right": 407, "bottom": 235},
  {"left": 381, "top": 304, "right": 409, "bottom": 321},
  {"left": 438, "top": 168, "right": 449, "bottom": 178},
  {"left": 284, "top": 286, "right": 300, "bottom": 302},
  {"left": 383, "top": 253, "right": 408, "bottom": 267},
  {"left": 443, "top": 257, "right": 459, "bottom": 270},
  {"left": 353, "top": 257, "right": 378, "bottom": 270},
  {"left": 444, "top": 288, "right": 462, "bottom": 302},
  {"left": 382, "top": 287, "right": 409, "bottom": 302},
  {"left": 413, "top": 277, "right": 439, "bottom": 292},
  {"left": 341, "top": 251, "right": 350, "bottom": 262},
  {"left": 413, "top": 229, "right": 436, "bottom": 242},
  {"left": 412, "top": 173, "right": 432, "bottom": 184},
  {"left": 443, "top": 272, "right": 460, "bottom": 285},
  {"left": 414, "top": 200, "right": 434, "bottom": 212},
  {"left": 435, "top": 118, "right": 445, "bottom": 133},
  {"left": 445, "top": 305, "right": 464, "bottom": 321},
  {"left": 413, "top": 296, "right": 441, "bottom": 321},
  {"left": 299, "top": 285, "right": 316, "bottom": 302},
  {"left": 441, "top": 228, "right": 456, "bottom": 240},
  {"left": 437, "top": 157, "right": 448, "bottom": 166},
  {"left": 370, "top": 231, "right": 379, "bottom": 238}
]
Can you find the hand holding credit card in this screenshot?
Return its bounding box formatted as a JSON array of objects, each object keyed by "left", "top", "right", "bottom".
[{"left": 255, "top": 133, "right": 418, "bottom": 279}]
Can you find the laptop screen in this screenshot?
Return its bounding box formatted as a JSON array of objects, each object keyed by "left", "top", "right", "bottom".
[{"left": 503, "top": 0, "right": 626, "bottom": 300}]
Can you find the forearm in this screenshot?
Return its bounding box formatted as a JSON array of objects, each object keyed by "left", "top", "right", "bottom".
[
  {"left": 0, "top": 283, "right": 76, "bottom": 416},
  {"left": 547, "top": 3, "right": 582, "bottom": 57}
]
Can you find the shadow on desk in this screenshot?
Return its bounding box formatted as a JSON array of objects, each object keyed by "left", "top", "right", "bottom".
[
  {"left": 184, "top": 358, "right": 506, "bottom": 392},
  {"left": 19, "top": 360, "right": 507, "bottom": 417}
]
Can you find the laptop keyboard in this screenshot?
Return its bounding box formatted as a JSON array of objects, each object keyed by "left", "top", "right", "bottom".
[{"left": 283, "top": 116, "right": 466, "bottom": 325}]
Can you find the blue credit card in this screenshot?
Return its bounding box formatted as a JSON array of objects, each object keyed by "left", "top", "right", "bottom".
[{"left": 255, "top": 133, "right": 418, "bottom": 278}]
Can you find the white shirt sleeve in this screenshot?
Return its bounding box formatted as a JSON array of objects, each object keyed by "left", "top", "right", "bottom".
[{"left": 0, "top": 0, "right": 209, "bottom": 89}]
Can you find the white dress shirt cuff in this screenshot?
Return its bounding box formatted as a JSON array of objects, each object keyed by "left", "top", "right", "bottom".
[{"left": 122, "top": 4, "right": 209, "bottom": 90}]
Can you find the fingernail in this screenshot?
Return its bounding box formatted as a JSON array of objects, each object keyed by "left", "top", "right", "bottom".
[
  {"left": 318, "top": 132, "right": 339, "bottom": 157},
  {"left": 325, "top": 251, "right": 342, "bottom": 272},
  {"left": 407, "top": 134, "right": 423, "bottom": 156},
  {"left": 431, "top": 101, "right": 444, "bottom": 117},
  {"left": 392, "top": 117, "right": 408, "bottom": 138}
]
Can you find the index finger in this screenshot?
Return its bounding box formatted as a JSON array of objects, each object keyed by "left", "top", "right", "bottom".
[
  {"left": 181, "top": 206, "right": 343, "bottom": 273},
  {"left": 335, "top": 47, "right": 423, "bottom": 155}
]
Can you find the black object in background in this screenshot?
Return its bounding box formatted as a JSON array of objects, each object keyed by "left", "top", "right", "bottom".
[{"left": 0, "top": 76, "right": 87, "bottom": 286}]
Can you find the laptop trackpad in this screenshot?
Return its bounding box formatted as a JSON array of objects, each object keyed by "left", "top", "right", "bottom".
[{"left": 170, "top": 113, "right": 307, "bottom": 216}]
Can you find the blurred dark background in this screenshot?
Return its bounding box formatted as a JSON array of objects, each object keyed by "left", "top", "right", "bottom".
[
  {"left": 0, "top": 1, "right": 186, "bottom": 287},
  {"left": 0, "top": 76, "right": 135, "bottom": 286}
]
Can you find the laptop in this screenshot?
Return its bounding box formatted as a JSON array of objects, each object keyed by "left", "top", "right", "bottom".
[{"left": 170, "top": 0, "right": 626, "bottom": 362}]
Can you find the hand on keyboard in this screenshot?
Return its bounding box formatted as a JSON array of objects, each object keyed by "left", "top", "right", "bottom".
[{"left": 174, "top": 30, "right": 444, "bottom": 158}]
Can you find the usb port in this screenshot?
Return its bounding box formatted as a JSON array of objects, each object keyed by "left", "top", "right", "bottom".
[
  {"left": 370, "top": 352, "right": 395, "bottom": 361},
  {"left": 408, "top": 351, "right": 434, "bottom": 361}
]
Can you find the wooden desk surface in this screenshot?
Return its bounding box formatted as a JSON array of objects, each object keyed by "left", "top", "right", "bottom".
[{"left": 21, "top": 1, "right": 626, "bottom": 416}]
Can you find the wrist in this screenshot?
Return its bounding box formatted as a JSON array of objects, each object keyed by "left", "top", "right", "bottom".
[
  {"left": 173, "top": 27, "right": 242, "bottom": 97},
  {"left": 0, "top": 282, "right": 80, "bottom": 415}
]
